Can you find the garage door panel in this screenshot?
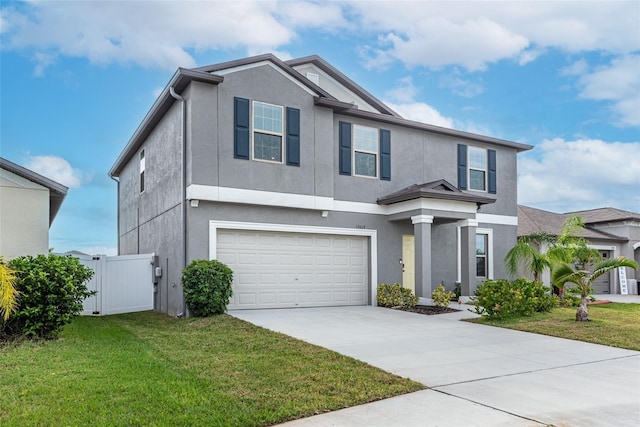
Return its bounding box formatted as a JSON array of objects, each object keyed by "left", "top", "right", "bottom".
[{"left": 219, "top": 229, "right": 368, "bottom": 309}]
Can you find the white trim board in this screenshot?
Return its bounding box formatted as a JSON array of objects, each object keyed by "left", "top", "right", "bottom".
[
  {"left": 209, "top": 220, "right": 378, "bottom": 305},
  {"left": 188, "top": 184, "right": 517, "bottom": 225}
]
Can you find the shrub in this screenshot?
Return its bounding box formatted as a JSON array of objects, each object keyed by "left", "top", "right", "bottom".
[
  {"left": 182, "top": 259, "right": 233, "bottom": 317},
  {"left": 473, "top": 278, "right": 558, "bottom": 320},
  {"left": 376, "top": 283, "right": 418, "bottom": 308},
  {"left": 4, "top": 254, "right": 95, "bottom": 339},
  {"left": 432, "top": 284, "right": 455, "bottom": 307}
]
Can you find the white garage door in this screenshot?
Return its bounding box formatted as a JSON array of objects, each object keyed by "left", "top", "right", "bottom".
[{"left": 217, "top": 229, "right": 368, "bottom": 309}]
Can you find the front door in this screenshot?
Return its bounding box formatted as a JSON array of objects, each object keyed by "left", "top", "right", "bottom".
[{"left": 402, "top": 234, "right": 415, "bottom": 294}]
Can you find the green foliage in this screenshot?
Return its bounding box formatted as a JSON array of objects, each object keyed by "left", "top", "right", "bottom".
[
  {"left": 376, "top": 283, "right": 418, "bottom": 308},
  {"left": 473, "top": 279, "right": 558, "bottom": 320},
  {"left": 4, "top": 254, "right": 95, "bottom": 339},
  {"left": 182, "top": 259, "right": 233, "bottom": 317},
  {"left": 0, "top": 258, "right": 19, "bottom": 321},
  {"left": 431, "top": 284, "right": 455, "bottom": 307}
]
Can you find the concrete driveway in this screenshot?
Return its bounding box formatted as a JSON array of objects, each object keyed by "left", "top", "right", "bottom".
[{"left": 230, "top": 305, "right": 640, "bottom": 427}]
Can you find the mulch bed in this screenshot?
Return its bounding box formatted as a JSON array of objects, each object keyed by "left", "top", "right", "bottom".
[{"left": 395, "top": 305, "right": 461, "bottom": 315}]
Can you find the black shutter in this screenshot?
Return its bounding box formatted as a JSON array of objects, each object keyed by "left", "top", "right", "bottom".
[
  {"left": 488, "top": 149, "right": 497, "bottom": 194},
  {"left": 339, "top": 121, "right": 352, "bottom": 175},
  {"left": 234, "top": 97, "right": 250, "bottom": 160},
  {"left": 457, "top": 144, "right": 467, "bottom": 190},
  {"left": 286, "top": 107, "right": 300, "bottom": 166},
  {"left": 379, "top": 129, "right": 391, "bottom": 181}
]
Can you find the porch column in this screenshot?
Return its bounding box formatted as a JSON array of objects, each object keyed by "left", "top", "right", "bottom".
[
  {"left": 412, "top": 215, "right": 434, "bottom": 298},
  {"left": 459, "top": 219, "right": 478, "bottom": 296}
]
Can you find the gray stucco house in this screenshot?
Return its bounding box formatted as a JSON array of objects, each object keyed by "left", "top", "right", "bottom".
[
  {"left": 110, "top": 54, "right": 531, "bottom": 316},
  {"left": 518, "top": 205, "right": 640, "bottom": 294},
  {"left": 0, "top": 157, "right": 68, "bottom": 259}
]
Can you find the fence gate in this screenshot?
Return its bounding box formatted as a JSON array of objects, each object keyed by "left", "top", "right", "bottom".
[{"left": 76, "top": 253, "right": 154, "bottom": 316}]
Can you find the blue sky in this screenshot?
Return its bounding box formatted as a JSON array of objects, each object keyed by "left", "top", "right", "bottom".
[{"left": 1, "top": 0, "right": 639, "bottom": 255}]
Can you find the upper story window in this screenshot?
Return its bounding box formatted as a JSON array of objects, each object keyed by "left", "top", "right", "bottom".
[
  {"left": 468, "top": 146, "right": 487, "bottom": 191},
  {"left": 234, "top": 97, "right": 300, "bottom": 167},
  {"left": 339, "top": 121, "right": 391, "bottom": 181},
  {"left": 253, "top": 101, "right": 283, "bottom": 163},
  {"left": 353, "top": 125, "right": 378, "bottom": 178},
  {"left": 457, "top": 144, "right": 496, "bottom": 194},
  {"left": 139, "top": 149, "right": 145, "bottom": 193}
]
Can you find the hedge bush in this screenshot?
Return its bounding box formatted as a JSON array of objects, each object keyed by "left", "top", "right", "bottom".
[
  {"left": 182, "top": 259, "right": 233, "bottom": 317},
  {"left": 473, "top": 278, "right": 557, "bottom": 320},
  {"left": 4, "top": 254, "right": 95, "bottom": 339},
  {"left": 432, "top": 284, "right": 455, "bottom": 307},
  {"left": 376, "top": 283, "right": 418, "bottom": 308}
]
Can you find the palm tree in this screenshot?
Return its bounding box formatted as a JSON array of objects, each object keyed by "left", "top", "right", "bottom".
[
  {"left": 551, "top": 257, "right": 638, "bottom": 321},
  {"left": 504, "top": 232, "right": 555, "bottom": 281}
]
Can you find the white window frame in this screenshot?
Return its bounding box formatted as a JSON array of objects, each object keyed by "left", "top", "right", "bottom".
[
  {"left": 139, "top": 149, "right": 145, "bottom": 194},
  {"left": 456, "top": 226, "right": 493, "bottom": 281},
  {"left": 468, "top": 146, "right": 487, "bottom": 192},
  {"left": 251, "top": 101, "right": 284, "bottom": 164},
  {"left": 476, "top": 232, "right": 489, "bottom": 278},
  {"left": 353, "top": 124, "right": 378, "bottom": 178}
]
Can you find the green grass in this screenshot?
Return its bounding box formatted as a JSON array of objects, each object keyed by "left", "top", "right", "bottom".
[
  {"left": 469, "top": 303, "right": 640, "bottom": 351},
  {"left": 0, "top": 312, "right": 424, "bottom": 426}
]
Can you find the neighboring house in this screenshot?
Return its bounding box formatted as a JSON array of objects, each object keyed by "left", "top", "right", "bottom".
[
  {"left": 518, "top": 205, "right": 640, "bottom": 294},
  {"left": 110, "top": 54, "right": 532, "bottom": 316},
  {"left": 0, "top": 157, "right": 68, "bottom": 258}
]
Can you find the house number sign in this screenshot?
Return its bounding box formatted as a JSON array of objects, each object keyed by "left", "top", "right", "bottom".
[{"left": 619, "top": 267, "right": 628, "bottom": 295}]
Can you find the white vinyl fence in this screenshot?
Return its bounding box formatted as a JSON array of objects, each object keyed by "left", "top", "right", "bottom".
[{"left": 76, "top": 253, "right": 154, "bottom": 316}]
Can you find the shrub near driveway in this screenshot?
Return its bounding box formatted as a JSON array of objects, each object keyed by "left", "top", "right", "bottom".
[
  {"left": 473, "top": 279, "right": 557, "bottom": 320},
  {"left": 0, "top": 312, "right": 424, "bottom": 426}
]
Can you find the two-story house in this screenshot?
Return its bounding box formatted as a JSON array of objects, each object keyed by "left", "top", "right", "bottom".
[
  {"left": 110, "top": 54, "right": 532, "bottom": 316},
  {"left": 1, "top": 157, "right": 68, "bottom": 259}
]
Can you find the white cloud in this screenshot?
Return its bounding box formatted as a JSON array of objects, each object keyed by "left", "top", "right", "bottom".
[
  {"left": 438, "top": 70, "right": 484, "bottom": 98},
  {"left": 519, "top": 138, "right": 640, "bottom": 212},
  {"left": 385, "top": 101, "right": 454, "bottom": 129},
  {"left": 353, "top": 1, "right": 639, "bottom": 71},
  {"left": 576, "top": 54, "right": 640, "bottom": 127},
  {"left": 26, "top": 155, "right": 89, "bottom": 188},
  {"left": 73, "top": 246, "right": 118, "bottom": 257},
  {"left": 385, "top": 76, "right": 418, "bottom": 103},
  {"left": 0, "top": 1, "right": 313, "bottom": 72},
  {"left": 560, "top": 59, "right": 589, "bottom": 77}
]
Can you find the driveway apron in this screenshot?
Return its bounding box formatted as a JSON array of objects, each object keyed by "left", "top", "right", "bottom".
[{"left": 231, "top": 306, "right": 640, "bottom": 427}]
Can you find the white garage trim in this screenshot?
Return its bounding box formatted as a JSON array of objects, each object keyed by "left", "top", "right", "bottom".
[{"left": 209, "top": 221, "right": 378, "bottom": 305}]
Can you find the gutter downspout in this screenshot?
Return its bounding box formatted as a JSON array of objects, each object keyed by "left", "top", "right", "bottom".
[
  {"left": 170, "top": 86, "right": 188, "bottom": 318},
  {"left": 109, "top": 174, "right": 120, "bottom": 255}
]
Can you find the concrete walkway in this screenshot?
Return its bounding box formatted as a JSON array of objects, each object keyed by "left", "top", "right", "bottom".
[{"left": 230, "top": 304, "right": 640, "bottom": 427}]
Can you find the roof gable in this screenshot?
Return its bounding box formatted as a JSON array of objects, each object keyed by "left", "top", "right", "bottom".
[{"left": 378, "top": 179, "right": 496, "bottom": 206}]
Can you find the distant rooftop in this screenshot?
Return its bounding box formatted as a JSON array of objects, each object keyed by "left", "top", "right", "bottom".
[{"left": 517, "top": 205, "right": 638, "bottom": 242}]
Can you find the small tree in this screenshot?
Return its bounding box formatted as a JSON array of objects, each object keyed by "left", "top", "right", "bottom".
[
  {"left": 504, "top": 232, "right": 555, "bottom": 281},
  {"left": 552, "top": 257, "right": 638, "bottom": 321}
]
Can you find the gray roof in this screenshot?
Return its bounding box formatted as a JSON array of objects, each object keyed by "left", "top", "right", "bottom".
[
  {"left": 378, "top": 179, "right": 497, "bottom": 206},
  {"left": 0, "top": 157, "right": 68, "bottom": 226},
  {"left": 110, "top": 54, "right": 532, "bottom": 177},
  {"left": 517, "top": 205, "right": 629, "bottom": 242},
  {"left": 567, "top": 207, "right": 640, "bottom": 224}
]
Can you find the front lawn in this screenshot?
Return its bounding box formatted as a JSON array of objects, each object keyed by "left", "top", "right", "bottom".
[
  {"left": 469, "top": 303, "right": 640, "bottom": 351},
  {"left": 0, "top": 312, "right": 424, "bottom": 426}
]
